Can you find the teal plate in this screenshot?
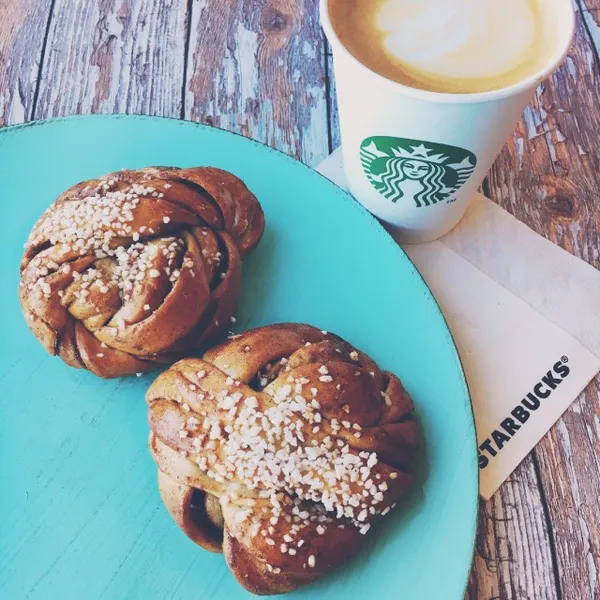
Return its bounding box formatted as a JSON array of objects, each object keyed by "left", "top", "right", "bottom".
[{"left": 0, "top": 115, "right": 477, "bottom": 600}]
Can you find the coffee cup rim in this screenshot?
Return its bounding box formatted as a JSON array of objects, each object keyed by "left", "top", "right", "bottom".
[{"left": 320, "top": 0, "right": 576, "bottom": 105}]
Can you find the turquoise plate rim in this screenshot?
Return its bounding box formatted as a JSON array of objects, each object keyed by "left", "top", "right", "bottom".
[{"left": 0, "top": 114, "right": 479, "bottom": 598}]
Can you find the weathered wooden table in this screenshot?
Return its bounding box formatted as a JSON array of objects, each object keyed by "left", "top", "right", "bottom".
[{"left": 2, "top": 1, "right": 599, "bottom": 598}]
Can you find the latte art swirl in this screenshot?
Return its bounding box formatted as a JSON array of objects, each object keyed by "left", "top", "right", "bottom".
[
  {"left": 378, "top": 0, "right": 537, "bottom": 81},
  {"left": 329, "top": 0, "right": 570, "bottom": 93}
]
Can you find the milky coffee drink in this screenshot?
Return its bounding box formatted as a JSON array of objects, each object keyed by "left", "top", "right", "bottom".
[{"left": 328, "top": 0, "right": 562, "bottom": 94}]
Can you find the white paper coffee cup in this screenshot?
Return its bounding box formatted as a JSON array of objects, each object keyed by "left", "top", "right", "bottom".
[{"left": 321, "top": 0, "right": 575, "bottom": 244}]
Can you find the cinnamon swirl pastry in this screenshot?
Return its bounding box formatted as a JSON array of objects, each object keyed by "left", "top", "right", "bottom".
[
  {"left": 19, "top": 166, "right": 264, "bottom": 378},
  {"left": 147, "top": 324, "right": 420, "bottom": 594}
]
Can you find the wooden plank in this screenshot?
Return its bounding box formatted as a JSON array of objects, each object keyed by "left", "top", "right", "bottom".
[
  {"left": 33, "top": 0, "right": 188, "bottom": 119},
  {"left": 534, "top": 381, "right": 600, "bottom": 600},
  {"left": 0, "top": 0, "right": 53, "bottom": 125},
  {"left": 184, "top": 0, "right": 330, "bottom": 166},
  {"left": 466, "top": 458, "right": 560, "bottom": 600},
  {"left": 486, "top": 1, "right": 600, "bottom": 598},
  {"left": 325, "top": 41, "right": 341, "bottom": 152},
  {"left": 579, "top": 0, "right": 600, "bottom": 58}
]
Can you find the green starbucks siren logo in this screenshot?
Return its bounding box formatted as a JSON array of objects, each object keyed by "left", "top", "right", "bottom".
[{"left": 360, "top": 136, "right": 477, "bottom": 208}]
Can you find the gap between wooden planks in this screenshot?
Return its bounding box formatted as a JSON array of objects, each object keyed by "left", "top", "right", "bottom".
[{"left": 1, "top": 0, "right": 600, "bottom": 598}]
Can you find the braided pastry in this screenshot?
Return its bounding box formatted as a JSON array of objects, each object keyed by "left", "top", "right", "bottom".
[
  {"left": 147, "top": 324, "right": 420, "bottom": 594},
  {"left": 19, "top": 166, "right": 264, "bottom": 378}
]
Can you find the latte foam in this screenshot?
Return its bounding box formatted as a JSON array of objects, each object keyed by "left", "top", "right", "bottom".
[{"left": 329, "top": 0, "right": 570, "bottom": 93}]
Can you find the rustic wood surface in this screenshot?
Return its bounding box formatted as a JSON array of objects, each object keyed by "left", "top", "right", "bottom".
[{"left": 1, "top": 0, "right": 599, "bottom": 598}]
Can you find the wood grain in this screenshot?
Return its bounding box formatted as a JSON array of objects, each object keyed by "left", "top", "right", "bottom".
[
  {"left": 184, "top": 0, "right": 330, "bottom": 165},
  {"left": 0, "top": 0, "right": 54, "bottom": 125},
  {"left": 33, "top": 0, "right": 188, "bottom": 119},
  {"left": 580, "top": 0, "right": 600, "bottom": 59},
  {"left": 325, "top": 42, "right": 340, "bottom": 153},
  {"left": 535, "top": 382, "right": 600, "bottom": 600},
  {"left": 466, "top": 458, "right": 560, "bottom": 600}
]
